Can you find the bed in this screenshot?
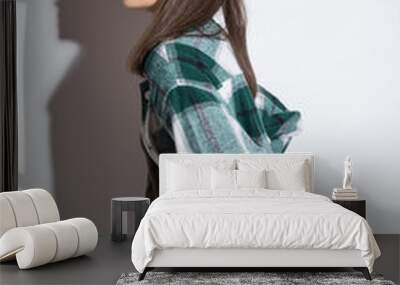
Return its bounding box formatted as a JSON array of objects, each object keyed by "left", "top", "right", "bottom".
[{"left": 131, "top": 153, "right": 380, "bottom": 280}]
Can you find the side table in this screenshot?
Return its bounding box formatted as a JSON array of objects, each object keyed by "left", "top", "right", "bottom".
[
  {"left": 332, "top": 199, "right": 366, "bottom": 219},
  {"left": 111, "top": 197, "right": 150, "bottom": 242}
]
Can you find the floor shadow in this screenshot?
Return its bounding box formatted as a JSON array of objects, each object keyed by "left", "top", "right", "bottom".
[{"left": 48, "top": 0, "right": 150, "bottom": 234}]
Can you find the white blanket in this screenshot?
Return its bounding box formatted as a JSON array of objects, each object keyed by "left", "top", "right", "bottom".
[{"left": 131, "top": 190, "right": 380, "bottom": 272}]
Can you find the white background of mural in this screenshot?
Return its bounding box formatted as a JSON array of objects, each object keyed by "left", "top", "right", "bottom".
[{"left": 247, "top": 0, "right": 400, "bottom": 233}]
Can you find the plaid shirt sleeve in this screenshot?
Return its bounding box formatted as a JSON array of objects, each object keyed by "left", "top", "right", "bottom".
[
  {"left": 256, "top": 86, "right": 301, "bottom": 152},
  {"left": 144, "top": 42, "right": 300, "bottom": 154}
]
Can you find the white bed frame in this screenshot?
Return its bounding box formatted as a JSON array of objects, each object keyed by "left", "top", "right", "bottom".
[{"left": 141, "top": 153, "right": 370, "bottom": 280}]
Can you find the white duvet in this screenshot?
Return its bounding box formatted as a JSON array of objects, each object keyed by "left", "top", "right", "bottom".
[{"left": 131, "top": 190, "right": 380, "bottom": 273}]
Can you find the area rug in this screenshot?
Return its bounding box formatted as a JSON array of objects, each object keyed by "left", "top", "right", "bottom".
[{"left": 116, "top": 272, "right": 396, "bottom": 285}]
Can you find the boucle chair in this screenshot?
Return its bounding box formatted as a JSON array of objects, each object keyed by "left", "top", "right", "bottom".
[{"left": 0, "top": 189, "right": 98, "bottom": 269}]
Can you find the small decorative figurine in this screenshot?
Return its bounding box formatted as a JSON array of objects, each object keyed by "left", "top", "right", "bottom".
[{"left": 342, "top": 156, "right": 353, "bottom": 190}]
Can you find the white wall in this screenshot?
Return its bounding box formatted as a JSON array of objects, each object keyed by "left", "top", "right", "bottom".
[{"left": 247, "top": 0, "right": 400, "bottom": 233}]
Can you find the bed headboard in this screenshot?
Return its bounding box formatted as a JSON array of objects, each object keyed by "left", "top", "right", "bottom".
[{"left": 159, "top": 153, "right": 314, "bottom": 195}]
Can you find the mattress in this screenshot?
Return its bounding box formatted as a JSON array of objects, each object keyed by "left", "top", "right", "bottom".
[{"left": 131, "top": 189, "right": 380, "bottom": 273}]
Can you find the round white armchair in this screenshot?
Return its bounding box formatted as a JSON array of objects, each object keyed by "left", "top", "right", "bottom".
[{"left": 0, "top": 189, "right": 98, "bottom": 269}]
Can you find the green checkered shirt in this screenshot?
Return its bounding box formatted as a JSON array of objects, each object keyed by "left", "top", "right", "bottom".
[{"left": 140, "top": 17, "right": 301, "bottom": 164}]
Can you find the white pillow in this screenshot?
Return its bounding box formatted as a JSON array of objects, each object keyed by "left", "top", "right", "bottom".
[
  {"left": 267, "top": 164, "right": 306, "bottom": 191},
  {"left": 211, "top": 169, "right": 268, "bottom": 190},
  {"left": 237, "top": 159, "right": 309, "bottom": 191},
  {"left": 167, "top": 162, "right": 211, "bottom": 191},
  {"left": 211, "top": 169, "right": 236, "bottom": 190},
  {"left": 236, "top": 169, "right": 267, "bottom": 189}
]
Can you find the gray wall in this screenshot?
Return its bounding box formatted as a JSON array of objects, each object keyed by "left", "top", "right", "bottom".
[
  {"left": 17, "top": 0, "right": 150, "bottom": 234},
  {"left": 17, "top": 0, "right": 400, "bottom": 234}
]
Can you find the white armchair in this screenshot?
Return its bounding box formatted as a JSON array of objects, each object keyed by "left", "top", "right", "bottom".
[{"left": 0, "top": 189, "right": 98, "bottom": 269}]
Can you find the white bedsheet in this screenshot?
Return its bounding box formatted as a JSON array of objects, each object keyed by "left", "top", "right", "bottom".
[{"left": 131, "top": 190, "right": 380, "bottom": 273}]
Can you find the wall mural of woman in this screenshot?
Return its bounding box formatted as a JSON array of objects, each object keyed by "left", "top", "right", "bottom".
[{"left": 125, "top": 0, "right": 301, "bottom": 200}]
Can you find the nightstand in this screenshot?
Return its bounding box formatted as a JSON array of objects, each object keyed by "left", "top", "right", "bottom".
[
  {"left": 332, "top": 199, "right": 366, "bottom": 219},
  {"left": 111, "top": 197, "right": 150, "bottom": 242}
]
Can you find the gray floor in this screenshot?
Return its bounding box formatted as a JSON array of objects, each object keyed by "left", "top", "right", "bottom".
[
  {"left": 1, "top": 235, "right": 399, "bottom": 285},
  {"left": 0, "top": 236, "right": 133, "bottom": 285}
]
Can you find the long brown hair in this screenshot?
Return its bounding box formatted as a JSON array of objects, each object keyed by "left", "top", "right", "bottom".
[{"left": 129, "top": 0, "right": 258, "bottom": 96}]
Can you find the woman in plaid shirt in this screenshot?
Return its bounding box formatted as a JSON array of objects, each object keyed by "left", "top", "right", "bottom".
[{"left": 126, "top": 0, "right": 301, "bottom": 200}]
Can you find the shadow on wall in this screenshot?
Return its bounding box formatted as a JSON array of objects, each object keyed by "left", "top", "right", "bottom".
[{"left": 48, "top": 0, "right": 150, "bottom": 234}]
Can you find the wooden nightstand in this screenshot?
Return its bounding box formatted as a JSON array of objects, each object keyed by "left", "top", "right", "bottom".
[{"left": 332, "top": 199, "right": 366, "bottom": 219}]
